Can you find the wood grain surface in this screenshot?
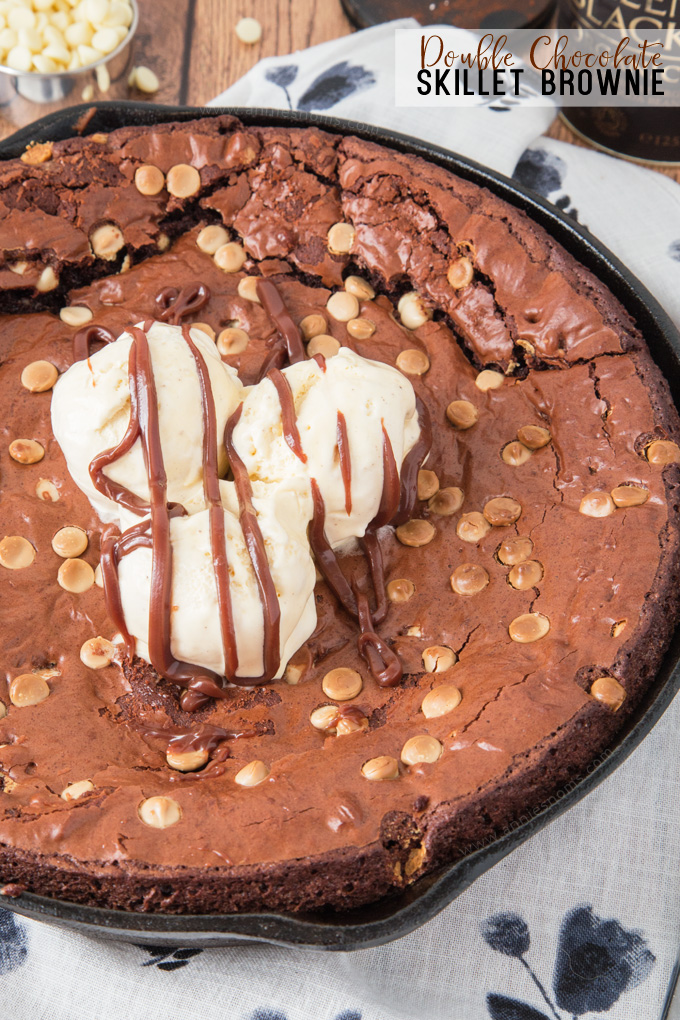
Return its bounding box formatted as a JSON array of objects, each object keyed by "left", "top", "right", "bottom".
[{"left": 0, "top": 0, "right": 677, "bottom": 185}]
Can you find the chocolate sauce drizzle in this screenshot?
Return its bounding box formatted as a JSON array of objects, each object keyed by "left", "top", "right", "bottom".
[
  {"left": 268, "top": 368, "right": 307, "bottom": 462},
  {"left": 94, "top": 278, "right": 430, "bottom": 717},
  {"left": 394, "top": 395, "right": 432, "bottom": 527},
  {"left": 256, "top": 278, "right": 306, "bottom": 363},
  {"left": 224, "top": 404, "right": 282, "bottom": 683},
  {"left": 182, "top": 326, "right": 238, "bottom": 683},
  {"left": 306, "top": 415, "right": 428, "bottom": 687},
  {"left": 249, "top": 282, "right": 431, "bottom": 689},
  {"left": 139, "top": 722, "right": 258, "bottom": 779},
  {"left": 336, "top": 411, "right": 352, "bottom": 516},
  {"left": 97, "top": 315, "right": 288, "bottom": 703},
  {"left": 98, "top": 324, "right": 230, "bottom": 704},
  {"left": 73, "top": 324, "right": 116, "bottom": 362},
  {"left": 155, "top": 282, "right": 210, "bottom": 325}
]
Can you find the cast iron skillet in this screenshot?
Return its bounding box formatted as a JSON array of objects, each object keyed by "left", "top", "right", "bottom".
[{"left": 0, "top": 103, "right": 679, "bottom": 950}]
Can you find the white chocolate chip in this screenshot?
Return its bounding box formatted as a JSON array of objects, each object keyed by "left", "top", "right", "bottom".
[
  {"left": 344, "top": 275, "right": 375, "bottom": 300},
  {"left": 95, "top": 62, "right": 110, "bottom": 93},
  {"left": 197, "top": 224, "right": 229, "bottom": 255},
  {"left": 327, "top": 222, "right": 355, "bottom": 255},
  {"left": 327, "top": 291, "right": 359, "bottom": 322},
  {"left": 9, "top": 673, "right": 49, "bottom": 707},
  {"left": 509, "top": 612, "right": 550, "bottom": 643},
  {"left": 36, "top": 478, "right": 59, "bottom": 502},
  {"left": 134, "top": 165, "right": 165, "bottom": 197},
  {"left": 138, "top": 795, "right": 182, "bottom": 829},
  {"left": 310, "top": 705, "right": 340, "bottom": 731},
  {"left": 166, "top": 748, "right": 209, "bottom": 773},
  {"left": 217, "top": 327, "right": 249, "bottom": 357},
  {"left": 130, "top": 65, "right": 160, "bottom": 94},
  {"left": 9, "top": 439, "right": 44, "bottom": 465},
  {"left": 235, "top": 17, "right": 262, "bottom": 44},
  {"left": 214, "top": 242, "right": 247, "bottom": 274},
  {"left": 52, "top": 526, "right": 88, "bottom": 558},
  {"left": 579, "top": 492, "right": 615, "bottom": 518},
  {"left": 36, "top": 266, "right": 58, "bottom": 293},
  {"left": 234, "top": 760, "right": 270, "bottom": 787},
  {"left": 361, "top": 756, "right": 399, "bottom": 781},
  {"left": 61, "top": 780, "right": 94, "bottom": 802},
  {"left": 57, "top": 558, "right": 95, "bottom": 593},
  {"left": 475, "top": 369, "right": 504, "bottom": 392},
  {"left": 322, "top": 667, "right": 362, "bottom": 701},
  {"left": 401, "top": 735, "right": 442, "bottom": 765},
  {"left": 237, "top": 276, "right": 261, "bottom": 303},
  {"left": 307, "top": 334, "right": 340, "bottom": 359},
  {"left": 166, "top": 163, "right": 201, "bottom": 199},
  {"left": 421, "top": 645, "right": 457, "bottom": 673},
  {"left": 21, "top": 360, "right": 58, "bottom": 392},
  {"left": 80, "top": 636, "right": 116, "bottom": 669},
  {"left": 397, "top": 292, "right": 432, "bottom": 330},
  {"left": 0, "top": 536, "right": 35, "bottom": 570},
  {"left": 59, "top": 306, "right": 93, "bottom": 327},
  {"left": 421, "top": 684, "right": 462, "bottom": 719},
  {"left": 90, "top": 223, "right": 124, "bottom": 260}
]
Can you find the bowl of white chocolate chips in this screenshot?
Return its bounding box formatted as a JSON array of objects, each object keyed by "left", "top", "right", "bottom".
[{"left": 0, "top": 0, "right": 138, "bottom": 103}]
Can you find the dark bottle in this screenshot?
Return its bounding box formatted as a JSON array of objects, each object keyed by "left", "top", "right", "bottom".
[
  {"left": 341, "top": 0, "right": 556, "bottom": 30},
  {"left": 559, "top": 0, "right": 680, "bottom": 164}
]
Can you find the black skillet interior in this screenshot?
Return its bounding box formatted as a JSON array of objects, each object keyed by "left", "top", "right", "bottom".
[{"left": 1, "top": 103, "right": 679, "bottom": 950}]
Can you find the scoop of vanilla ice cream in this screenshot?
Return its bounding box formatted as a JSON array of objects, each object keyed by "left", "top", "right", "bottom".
[
  {"left": 117, "top": 479, "right": 316, "bottom": 680},
  {"left": 231, "top": 348, "right": 421, "bottom": 548},
  {"left": 51, "top": 321, "right": 244, "bottom": 523}
]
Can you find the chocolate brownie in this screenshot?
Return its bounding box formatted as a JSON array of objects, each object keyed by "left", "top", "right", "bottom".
[{"left": 0, "top": 114, "right": 678, "bottom": 915}]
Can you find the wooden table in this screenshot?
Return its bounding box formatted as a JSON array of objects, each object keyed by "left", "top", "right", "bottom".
[{"left": 0, "top": 0, "right": 677, "bottom": 184}]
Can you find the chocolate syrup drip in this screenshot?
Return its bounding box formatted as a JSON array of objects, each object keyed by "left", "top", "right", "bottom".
[
  {"left": 257, "top": 337, "right": 287, "bottom": 382},
  {"left": 394, "top": 395, "right": 432, "bottom": 526},
  {"left": 182, "top": 326, "right": 239, "bottom": 683},
  {"left": 359, "top": 531, "right": 388, "bottom": 625},
  {"left": 126, "top": 326, "right": 229, "bottom": 698},
  {"left": 140, "top": 722, "right": 258, "bottom": 781},
  {"left": 88, "top": 339, "right": 150, "bottom": 517},
  {"left": 179, "top": 689, "right": 211, "bottom": 713},
  {"left": 355, "top": 588, "right": 402, "bottom": 687},
  {"left": 72, "top": 324, "right": 116, "bottom": 362},
  {"left": 309, "top": 477, "right": 357, "bottom": 617},
  {"left": 268, "top": 367, "right": 307, "bottom": 462},
  {"left": 371, "top": 427, "right": 401, "bottom": 530},
  {"left": 224, "top": 403, "right": 282, "bottom": 683},
  {"left": 256, "top": 278, "right": 305, "bottom": 363},
  {"left": 95, "top": 280, "right": 429, "bottom": 707},
  {"left": 320, "top": 704, "right": 366, "bottom": 734},
  {"left": 338, "top": 704, "right": 366, "bottom": 725},
  {"left": 100, "top": 527, "right": 133, "bottom": 658},
  {"left": 336, "top": 411, "right": 352, "bottom": 516},
  {"left": 98, "top": 324, "right": 229, "bottom": 703},
  {"left": 140, "top": 721, "right": 255, "bottom": 756},
  {"left": 307, "top": 414, "right": 420, "bottom": 685},
  {"left": 155, "top": 282, "right": 210, "bottom": 325},
  {"left": 312, "top": 353, "right": 326, "bottom": 373}
]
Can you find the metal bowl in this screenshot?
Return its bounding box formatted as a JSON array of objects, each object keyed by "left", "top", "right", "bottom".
[
  {"left": 0, "top": 0, "right": 138, "bottom": 104},
  {"left": 0, "top": 103, "right": 679, "bottom": 950}
]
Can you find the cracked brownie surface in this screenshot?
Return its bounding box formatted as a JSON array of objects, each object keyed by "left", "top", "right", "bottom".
[{"left": 0, "top": 114, "right": 678, "bottom": 914}]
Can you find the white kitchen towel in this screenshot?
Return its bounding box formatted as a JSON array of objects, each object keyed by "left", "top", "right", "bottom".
[{"left": 2, "top": 19, "right": 680, "bottom": 1020}]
